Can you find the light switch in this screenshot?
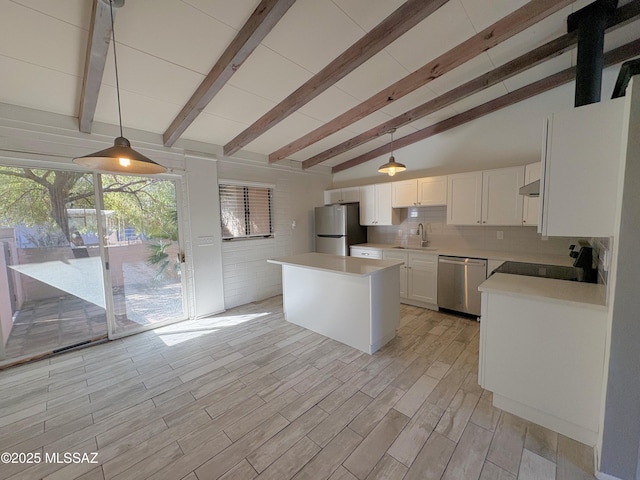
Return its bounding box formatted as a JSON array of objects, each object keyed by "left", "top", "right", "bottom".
[{"left": 497, "top": 231, "right": 503, "bottom": 240}]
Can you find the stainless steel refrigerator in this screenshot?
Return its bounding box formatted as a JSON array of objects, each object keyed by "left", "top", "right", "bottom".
[{"left": 314, "top": 204, "right": 367, "bottom": 256}]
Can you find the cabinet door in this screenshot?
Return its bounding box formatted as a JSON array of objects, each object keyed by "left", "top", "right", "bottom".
[
  {"left": 383, "top": 251, "right": 408, "bottom": 298},
  {"left": 324, "top": 189, "right": 342, "bottom": 205},
  {"left": 541, "top": 98, "right": 624, "bottom": 237},
  {"left": 417, "top": 175, "right": 447, "bottom": 206},
  {"left": 407, "top": 253, "right": 437, "bottom": 304},
  {"left": 482, "top": 166, "right": 524, "bottom": 226},
  {"left": 522, "top": 163, "right": 540, "bottom": 226},
  {"left": 341, "top": 187, "right": 360, "bottom": 204},
  {"left": 447, "top": 172, "right": 483, "bottom": 225},
  {"left": 375, "top": 183, "right": 394, "bottom": 225},
  {"left": 392, "top": 180, "right": 417, "bottom": 207},
  {"left": 359, "top": 185, "right": 376, "bottom": 225}
]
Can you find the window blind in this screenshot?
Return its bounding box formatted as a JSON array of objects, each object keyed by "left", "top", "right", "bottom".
[{"left": 219, "top": 184, "right": 273, "bottom": 239}]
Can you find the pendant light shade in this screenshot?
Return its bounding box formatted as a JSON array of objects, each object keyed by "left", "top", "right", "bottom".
[
  {"left": 74, "top": 137, "right": 166, "bottom": 174},
  {"left": 378, "top": 128, "right": 406, "bottom": 177},
  {"left": 73, "top": 0, "right": 166, "bottom": 174}
]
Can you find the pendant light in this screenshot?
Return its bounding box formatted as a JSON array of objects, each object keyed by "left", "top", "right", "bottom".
[
  {"left": 73, "top": 0, "right": 166, "bottom": 174},
  {"left": 377, "top": 128, "right": 406, "bottom": 177}
]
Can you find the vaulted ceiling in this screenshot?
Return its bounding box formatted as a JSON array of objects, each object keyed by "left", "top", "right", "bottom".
[{"left": 1, "top": 0, "right": 639, "bottom": 172}]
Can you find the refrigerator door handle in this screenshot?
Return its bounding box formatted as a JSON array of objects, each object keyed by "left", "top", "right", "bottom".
[{"left": 317, "top": 234, "right": 344, "bottom": 238}]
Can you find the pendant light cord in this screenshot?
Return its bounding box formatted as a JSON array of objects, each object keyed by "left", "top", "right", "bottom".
[
  {"left": 109, "top": 0, "right": 124, "bottom": 138},
  {"left": 389, "top": 128, "right": 395, "bottom": 157}
]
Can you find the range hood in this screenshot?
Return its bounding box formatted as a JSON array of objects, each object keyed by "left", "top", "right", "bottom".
[{"left": 519, "top": 180, "right": 540, "bottom": 197}]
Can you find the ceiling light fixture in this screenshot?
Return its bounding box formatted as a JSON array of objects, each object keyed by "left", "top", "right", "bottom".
[
  {"left": 73, "top": 0, "right": 166, "bottom": 174},
  {"left": 377, "top": 128, "right": 406, "bottom": 177}
]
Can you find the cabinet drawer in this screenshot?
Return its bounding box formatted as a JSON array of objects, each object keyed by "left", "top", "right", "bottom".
[{"left": 350, "top": 248, "right": 383, "bottom": 259}]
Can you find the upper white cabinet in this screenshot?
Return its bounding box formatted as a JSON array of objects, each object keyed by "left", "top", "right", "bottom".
[
  {"left": 481, "top": 166, "right": 525, "bottom": 226},
  {"left": 447, "top": 171, "right": 483, "bottom": 225},
  {"left": 540, "top": 98, "right": 624, "bottom": 237},
  {"left": 447, "top": 167, "right": 524, "bottom": 226},
  {"left": 392, "top": 176, "right": 447, "bottom": 207},
  {"left": 522, "top": 162, "right": 540, "bottom": 226},
  {"left": 324, "top": 187, "right": 360, "bottom": 205},
  {"left": 359, "top": 184, "right": 402, "bottom": 226}
]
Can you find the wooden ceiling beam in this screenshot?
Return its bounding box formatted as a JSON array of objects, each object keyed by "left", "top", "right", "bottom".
[
  {"left": 78, "top": 0, "right": 115, "bottom": 134},
  {"left": 223, "top": 0, "right": 451, "bottom": 157},
  {"left": 303, "top": 0, "right": 640, "bottom": 169},
  {"left": 269, "top": 0, "right": 573, "bottom": 164},
  {"left": 162, "top": 0, "right": 296, "bottom": 147},
  {"left": 332, "top": 38, "right": 640, "bottom": 173}
]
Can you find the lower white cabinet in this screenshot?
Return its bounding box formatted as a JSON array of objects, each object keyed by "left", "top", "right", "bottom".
[
  {"left": 383, "top": 250, "right": 437, "bottom": 307},
  {"left": 479, "top": 291, "right": 607, "bottom": 445},
  {"left": 350, "top": 247, "right": 383, "bottom": 259},
  {"left": 382, "top": 251, "right": 408, "bottom": 298},
  {"left": 407, "top": 253, "right": 437, "bottom": 304}
]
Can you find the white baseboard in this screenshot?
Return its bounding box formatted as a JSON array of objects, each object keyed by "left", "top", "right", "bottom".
[{"left": 596, "top": 472, "right": 623, "bottom": 480}]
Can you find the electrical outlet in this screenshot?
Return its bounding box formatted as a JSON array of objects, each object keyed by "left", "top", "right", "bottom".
[{"left": 497, "top": 231, "right": 503, "bottom": 240}]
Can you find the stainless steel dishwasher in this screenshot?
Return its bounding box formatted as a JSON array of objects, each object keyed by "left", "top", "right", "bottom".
[{"left": 437, "top": 256, "right": 487, "bottom": 317}]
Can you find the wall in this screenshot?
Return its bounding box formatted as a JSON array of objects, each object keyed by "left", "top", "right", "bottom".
[
  {"left": 216, "top": 158, "right": 331, "bottom": 309},
  {"left": 599, "top": 78, "right": 640, "bottom": 480},
  {"left": 368, "top": 206, "right": 576, "bottom": 256},
  {"left": 331, "top": 68, "right": 621, "bottom": 188}
]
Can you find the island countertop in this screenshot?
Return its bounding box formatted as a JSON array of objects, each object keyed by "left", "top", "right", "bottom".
[{"left": 267, "top": 252, "right": 403, "bottom": 277}]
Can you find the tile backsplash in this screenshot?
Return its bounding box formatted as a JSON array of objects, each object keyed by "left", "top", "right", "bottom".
[
  {"left": 367, "top": 206, "right": 579, "bottom": 256},
  {"left": 591, "top": 236, "right": 610, "bottom": 285}
]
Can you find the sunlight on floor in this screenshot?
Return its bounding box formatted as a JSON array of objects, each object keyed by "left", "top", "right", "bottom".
[{"left": 153, "top": 312, "right": 271, "bottom": 346}]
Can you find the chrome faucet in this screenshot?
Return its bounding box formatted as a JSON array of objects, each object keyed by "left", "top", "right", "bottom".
[{"left": 417, "top": 223, "right": 429, "bottom": 247}]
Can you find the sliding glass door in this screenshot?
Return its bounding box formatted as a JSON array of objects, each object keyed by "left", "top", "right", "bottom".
[
  {"left": 100, "top": 174, "right": 188, "bottom": 337},
  {"left": 0, "top": 164, "right": 190, "bottom": 363}
]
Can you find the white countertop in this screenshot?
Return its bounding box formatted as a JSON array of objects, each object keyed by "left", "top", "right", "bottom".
[
  {"left": 268, "top": 252, "right": 403, "bottom": 277},
  {"left": 352, "top": 243, "right": 573, "bottom": 267},
  {"left": 479, "top": 273, "right": 607, "bottom": 310}
]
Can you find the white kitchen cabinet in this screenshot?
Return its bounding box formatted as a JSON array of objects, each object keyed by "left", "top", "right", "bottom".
[
  {"left": 447, "top": 171, "right": 483, "bottom": 225},
  {"left": 407, "top": 252, "right": 438, "bottom": 304},
  {"left": 539, "top": 98, "right": 624, "bottom": 237},
  {"left": 392, "top": 176, "right": 447, "bottom": 207},
  {"left": 382, "top": 250, "right": 437, "bottom": 308},
  {"left": 522, "top": 162, "right": 540, "bottom": 226},
  {"left": 350, "top": 247, "right": 383, "bottom": 259},
  {"left": 448, "top": 167, "right": 524, "bottom": 226},
  {"left": 382, "top": 251, "right": 408, "bottom": 298},
  {"left": 359, "top": 184, "right": 401, "bottom": 226},
  {"left": 482, "top": 166, "right": 525, "bottom": 226},
  {"left": 324, "top": 187, "right": 360, "bottom": 205},
  {"left": 479, "top": 290, "right": 607, "bottom": 445}
]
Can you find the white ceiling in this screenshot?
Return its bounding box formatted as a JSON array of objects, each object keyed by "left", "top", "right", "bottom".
[{"left": 1, "top": 0, "right": 638, "bottom": 169}]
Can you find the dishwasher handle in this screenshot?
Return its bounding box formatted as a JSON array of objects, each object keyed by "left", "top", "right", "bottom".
[{"left": 439, "top": 258, "right": 487, "bottom": 267}]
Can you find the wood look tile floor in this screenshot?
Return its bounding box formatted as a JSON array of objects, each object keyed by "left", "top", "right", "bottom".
[{"left": 0, "top": 296, "right": 598, "bottom": 480}]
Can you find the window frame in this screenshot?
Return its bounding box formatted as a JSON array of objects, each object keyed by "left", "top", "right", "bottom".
[{"left": 218, "top": 180, "right": 274, "bottom": 241}]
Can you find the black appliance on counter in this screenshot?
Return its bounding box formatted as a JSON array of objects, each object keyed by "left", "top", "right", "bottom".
[{"left": 493, "top": 241, "right": 597, "bottom": 283}]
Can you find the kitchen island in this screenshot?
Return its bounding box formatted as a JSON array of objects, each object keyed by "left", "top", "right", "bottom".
[{"left": 267, "top": 252, "right": 402, "bottom": 354}]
